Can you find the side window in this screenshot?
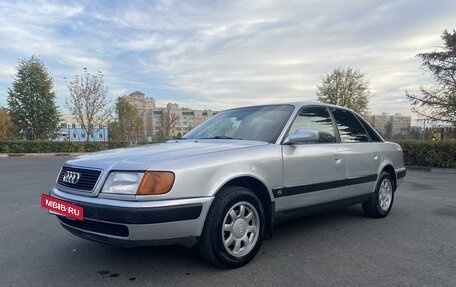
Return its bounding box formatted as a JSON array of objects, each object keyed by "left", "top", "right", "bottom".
[
  {"left": 356, "top": 115, "right": 383, "bottom": 142},
  {"left": 331, "top": 108, "right": 369, "bottom": 143},
  {"left": 289, "top": 107, "right": 336, "bottom": 143}
]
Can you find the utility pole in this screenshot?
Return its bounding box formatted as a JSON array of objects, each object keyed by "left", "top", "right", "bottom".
[{"left": 423, "top": 119, "right": 426, "bottom": 140}]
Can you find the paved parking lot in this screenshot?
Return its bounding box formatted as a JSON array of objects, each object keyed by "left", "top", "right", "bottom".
[{"left": 0, "top": 157, "right": 455, "bottom": 287}]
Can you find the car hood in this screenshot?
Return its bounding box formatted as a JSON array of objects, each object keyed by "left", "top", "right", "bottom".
[{"left": 65, "top": 139, "right": 269, "bottom": 171}]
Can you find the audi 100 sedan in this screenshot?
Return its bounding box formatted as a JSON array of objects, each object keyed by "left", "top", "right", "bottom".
[{"left": 49, "top": 103, "right": 406, "bottom": 268}]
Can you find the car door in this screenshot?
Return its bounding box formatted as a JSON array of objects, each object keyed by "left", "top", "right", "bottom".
[
  {"left": 278, "top": 106, "right": 347, "bottom": 212},
  {"left": 329, "top": 108, "right": 380, "bottom": 196}
]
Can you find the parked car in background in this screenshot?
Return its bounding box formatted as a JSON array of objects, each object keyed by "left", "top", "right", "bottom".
[{"left": 49, "top": 102, "right": 406, "bottom": 268}]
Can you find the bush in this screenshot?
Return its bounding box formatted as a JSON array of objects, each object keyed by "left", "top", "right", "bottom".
[
  {"left": 0, "top": 141, "right": 129, "bottom": 153},
  {"left": 1, "top": 140, "right": 454, "bottom": 169},
  {"left": 107, "top": 141, "right": 129, "bottom": 149},
  {"left": 396, "top": 140, "right": 456, "bottom": 168}
]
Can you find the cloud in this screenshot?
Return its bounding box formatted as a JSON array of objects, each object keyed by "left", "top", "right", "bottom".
[{"left": 0, "top": 0, "right": 455, "bottom": 121}]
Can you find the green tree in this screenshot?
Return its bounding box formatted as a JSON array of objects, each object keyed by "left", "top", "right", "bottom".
[
  {"left": 109, "top": 97, "right": 142, "bottom": 143},
  {"left": 7, "top": 56, "right": 60, "bottom": 140},
  {"left": 405, "top": 29, "right": 456, "bottom": 126},
  {"left": 66, "top": 68, "right": 111, "bottom": 141},
  {"left": 317, "top": 67, "right": 370, "bottom": 114},
  {"left": 0, "top": 107, "right": 15, "bottom": 139}
]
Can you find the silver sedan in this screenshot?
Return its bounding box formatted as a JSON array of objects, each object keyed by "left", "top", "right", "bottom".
[{"left": 49, "top": 103, "right": 406, "bottom": 268}]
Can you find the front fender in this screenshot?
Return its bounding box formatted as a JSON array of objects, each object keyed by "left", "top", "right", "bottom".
[{"left": 149, "top": 144, "right": 283, "bottom": 201}]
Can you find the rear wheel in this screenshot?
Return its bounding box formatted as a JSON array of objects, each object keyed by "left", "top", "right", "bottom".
[
  {"left": 363, "top": 172, "right": 395, "bottom": 218},
  {"left": 198, "top": 186, "right": 265, "bottom": 268}
]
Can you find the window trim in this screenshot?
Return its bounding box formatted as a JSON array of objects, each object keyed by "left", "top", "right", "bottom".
[{"left": 327, "top": 107, "right": 341, "bottom": 143}]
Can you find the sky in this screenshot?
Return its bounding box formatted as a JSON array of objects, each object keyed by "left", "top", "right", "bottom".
[{"left": 0, "top": 0, "right": 455, "bottom": 120}]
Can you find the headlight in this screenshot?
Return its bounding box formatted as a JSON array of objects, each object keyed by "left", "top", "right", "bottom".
[
  {"left": 101, "top": 172, "right": 143, "bottom": 194},
  {"left": 101, "top": 171, "right": 175, "bottom": 195}
]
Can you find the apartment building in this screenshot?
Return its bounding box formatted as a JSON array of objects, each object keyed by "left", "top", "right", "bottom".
[
  {"left": 364, "top": 113, "right": 390, "bottom": 135},
  {"left": 122, "top": 92, "right": 216, "bottom": 141},
  {"left": 390, "top": 113, "right": 412, "bottom": 134},
  {"left": 363, "top": 112, "right": 411, "bottom": 138},
  {"left": 122, "top": 91, "right": 157, "bottom": 114}
]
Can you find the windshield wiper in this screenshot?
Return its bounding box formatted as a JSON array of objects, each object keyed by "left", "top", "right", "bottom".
[{"left": 197, "top": 136, "right": 243, "bottom": 140}]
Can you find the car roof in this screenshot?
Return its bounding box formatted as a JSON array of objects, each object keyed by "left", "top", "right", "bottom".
[{"left": 225, "top": 101, "right": 354, "bottom": 112}]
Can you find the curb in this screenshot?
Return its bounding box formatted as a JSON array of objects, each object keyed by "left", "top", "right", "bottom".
[
  {"left": 0, "top": 153, "right": 83, "bottom": 158},
  {"left": 406, "top": 166, "right": 456, "bottom": 173},
  {"left": 405, "top": 166, "right": 431, "bottom": 172}
]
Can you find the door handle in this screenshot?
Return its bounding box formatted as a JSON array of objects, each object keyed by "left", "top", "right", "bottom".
[
  {"left": 334, "top": 156, "right": 342, "bottom": 164},
  {"left": 373, "top": 154, "right": 378, "bottom": 160}
]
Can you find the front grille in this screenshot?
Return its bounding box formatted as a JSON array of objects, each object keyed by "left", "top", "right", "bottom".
[
  {"left": 58, "top": 216, "right": 129, "bottom": 237},
  {"left": 57, "top": 166, "right": 102, "bottom": 191}
]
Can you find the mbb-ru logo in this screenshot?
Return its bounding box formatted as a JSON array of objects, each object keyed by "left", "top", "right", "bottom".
[{"left": 62, "top": 171, "right": 80, "bottom": 184}]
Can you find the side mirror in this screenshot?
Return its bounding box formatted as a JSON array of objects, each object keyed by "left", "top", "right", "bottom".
[{"left": 285, "top": 128, "right": 319, "bottom": 144}]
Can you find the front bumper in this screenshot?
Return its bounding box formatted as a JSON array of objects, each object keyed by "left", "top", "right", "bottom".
[
  {"left": 49, "top": 188, "right": 213, "bottom": 247},
  {"left": 396, "top": 167, "right": 407, "bottom": 186}
]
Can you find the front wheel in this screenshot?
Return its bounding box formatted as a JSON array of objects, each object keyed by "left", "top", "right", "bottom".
[
  {"left": 363, "top": 172, "right": 395, "bottom": 218},
  {"left": 198, "top": 186, "right": 265, "bottom": 268}
]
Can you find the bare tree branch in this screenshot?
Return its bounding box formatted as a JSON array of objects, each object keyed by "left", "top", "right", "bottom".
[
  {"left": 157, "top": 109, "right": 180, "bottom": 140},
  {"left": 406, "top": 29, "right": 456, "bottom": 126},
  {"left": 66, "top": 69, "right": 112, "bottom": 140}
]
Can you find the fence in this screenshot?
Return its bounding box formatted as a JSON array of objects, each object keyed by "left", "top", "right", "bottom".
[
  {"left": 0, "top": 140, "right": 128, "bottom": 153},
  {"left": 3, "top": 124, "right": 456, "bottom": 143},
  {"left": 381, "top": 127, "right": 456, "bottom": 142}
]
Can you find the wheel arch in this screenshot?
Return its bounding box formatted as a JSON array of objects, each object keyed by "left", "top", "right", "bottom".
[
  {"left": 380, "top": 164, "right": 396, "bottom": 191},
  {"left": 216, "top": 176, "right": 274, "bottom": 240}
]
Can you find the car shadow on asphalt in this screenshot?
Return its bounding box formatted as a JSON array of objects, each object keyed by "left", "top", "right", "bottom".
[
  {"left": 56, "top": 205, "right": 368, "bottom": 273},
  {"left": 44, "top": 203, "right": 372, "bottom": 286},
  {"left": 273, "top": 204, "right": 367, "bottom": 234}
]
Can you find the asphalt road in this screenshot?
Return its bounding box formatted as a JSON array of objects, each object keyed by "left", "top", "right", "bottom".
[{"left": 0, "top": 157, "right": 455, "bottom": 287}]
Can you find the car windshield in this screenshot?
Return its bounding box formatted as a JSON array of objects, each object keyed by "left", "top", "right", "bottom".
[{"left": 182, "top": 105, "right": 294, "bottom": 143}]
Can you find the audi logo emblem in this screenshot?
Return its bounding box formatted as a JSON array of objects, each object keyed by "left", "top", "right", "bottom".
[{"left": 62, "top": 171, "right": 81, "bottom": 184}]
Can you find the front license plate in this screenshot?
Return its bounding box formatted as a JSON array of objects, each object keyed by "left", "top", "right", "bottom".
[{"left": 41, "top": 194, "right": 84, "bottom": 221}]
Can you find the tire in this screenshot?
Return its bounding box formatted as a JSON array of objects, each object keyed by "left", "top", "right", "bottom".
[
  {"left": 198, "top": 186, "right": 265, "bottom": 268},
  {"left": 363, "top": 171, "right": 395, "bottom": 218}
]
